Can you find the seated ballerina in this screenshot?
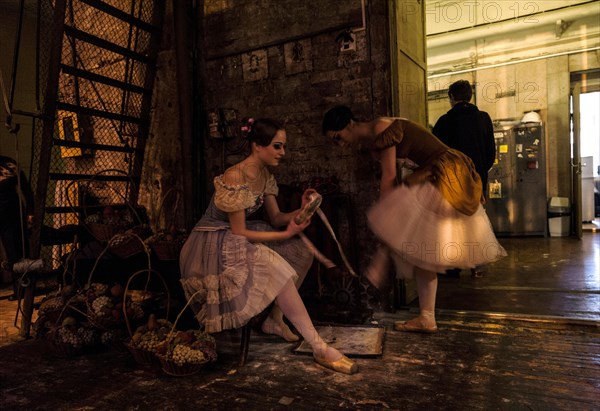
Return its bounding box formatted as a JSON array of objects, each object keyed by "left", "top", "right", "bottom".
[{"left": 179, "top": 117, "right": 358, "bottom": 374}]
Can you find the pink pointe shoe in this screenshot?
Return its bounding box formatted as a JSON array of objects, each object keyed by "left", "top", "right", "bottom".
[
  {"left": 394, "top": 318, "right": 438, "bottom": 334},
  {"left": 313, "top": 353, "right": 358, "bottom": 375}
]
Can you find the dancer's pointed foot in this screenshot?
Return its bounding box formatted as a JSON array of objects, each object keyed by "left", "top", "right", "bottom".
[
  {"left": 314, "top": 354, "right": 358, "bottom": 375},
  {"left": 313, "top": 346, "right": 358, "bottom": 375},
  {"left": 261, "top": 319, "right": 300, "bottom": 342},
  {"left": 393, "top": 317, "right": 438, "bottom": 334}
]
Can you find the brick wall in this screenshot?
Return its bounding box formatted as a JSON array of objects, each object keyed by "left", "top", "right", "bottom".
[{"left": 199, "top": 0, "right": 392, "bottom": 271}]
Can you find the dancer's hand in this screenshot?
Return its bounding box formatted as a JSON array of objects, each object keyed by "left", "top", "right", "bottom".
[{"left": 286, "top": 216, "right": 310, "bottom": 237}]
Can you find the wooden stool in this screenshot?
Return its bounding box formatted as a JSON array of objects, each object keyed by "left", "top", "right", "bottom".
[
  {"left": 238, "top": 305, "right": 272, "bottom": 366},
  {"left": 239, "top": 323, "right": 252, "bottom": 366}
]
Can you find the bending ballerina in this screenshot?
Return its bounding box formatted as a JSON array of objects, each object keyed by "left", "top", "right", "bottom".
[{"left": 322, "top": 106, "right": 506, "bottom": 333}]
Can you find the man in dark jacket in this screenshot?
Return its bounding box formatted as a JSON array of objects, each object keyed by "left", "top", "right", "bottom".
[
  {"left": 0, "top": 155, "right": 34, "bottom": 300},
  {"left": 433, "top": 80, "right": 496, "bottom": 191},
  {"left": 433, "top": 80, "right": 496, "bottom": 277}
]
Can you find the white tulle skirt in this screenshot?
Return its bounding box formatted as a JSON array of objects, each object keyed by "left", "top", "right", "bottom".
[{"left": 367, "top": 182, "right": 506, "bottom": 277}]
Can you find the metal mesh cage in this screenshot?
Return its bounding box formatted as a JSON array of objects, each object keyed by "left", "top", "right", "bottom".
[{"left": 31, "top": 0, "right": 163, "bottom": 265}]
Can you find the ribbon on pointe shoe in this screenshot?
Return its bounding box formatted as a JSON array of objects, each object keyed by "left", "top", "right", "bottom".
[
  {"left": 297, "top": 208, "right": 357, "bottom": 277},
  {"left": 261, "top": 320, "right": 299, "bottom": 342}
]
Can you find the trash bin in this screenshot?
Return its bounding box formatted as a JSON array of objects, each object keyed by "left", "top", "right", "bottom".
[{"left": 547, "top": 197, "right": 571, "bottom": 237}]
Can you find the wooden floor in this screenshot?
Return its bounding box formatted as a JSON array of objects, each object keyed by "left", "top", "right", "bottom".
[
  {"left": 0, "top": 233, "right": 599, "bottom": 410},
  {"left": 432, "top": 233, "right": 600, "bottom": 321}
]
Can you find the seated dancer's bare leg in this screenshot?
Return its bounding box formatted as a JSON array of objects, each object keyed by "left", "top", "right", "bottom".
[
  {"left": 261, "top": 304, "right": 299, "bottom": 342},
  {"left": 275, "top": 280, "right": 357, "bottom": 374},
  {"left": 262, "top": 262, "right": 311, "bottom": 342},
  {"left": 394, "top": 267, "right": 438, "bottom": 333}
]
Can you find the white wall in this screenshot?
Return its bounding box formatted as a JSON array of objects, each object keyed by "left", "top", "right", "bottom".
[{"left": 425, "top": 0, "right": 600, "bottom": 199}]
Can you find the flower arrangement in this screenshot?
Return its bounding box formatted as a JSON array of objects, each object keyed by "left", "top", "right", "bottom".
[
  {"left": 126, "top": 314, "right": 174, "bottom": 368},
  {"left": 240, "top": 117, "right": 254, "bottom": 137},
  {"left": 155, "top": 330, "right": 217, "bottom": 376}
]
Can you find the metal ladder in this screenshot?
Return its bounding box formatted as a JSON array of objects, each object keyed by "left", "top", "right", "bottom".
[{"left": 21, "top": 0, "right": 165, "bottom": 337}]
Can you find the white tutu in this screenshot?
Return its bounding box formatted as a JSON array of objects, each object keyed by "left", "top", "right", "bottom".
[{"left": 367, "top": 182, "right": 506, "bottom": 276}]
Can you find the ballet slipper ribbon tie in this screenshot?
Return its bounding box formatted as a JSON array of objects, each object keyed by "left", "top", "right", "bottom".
[
  {"left": 298, "top": 233, "right": 336, "bottom": 269},
  {"left": 297, "top": 208, "right": 358, "bottom": 278}
]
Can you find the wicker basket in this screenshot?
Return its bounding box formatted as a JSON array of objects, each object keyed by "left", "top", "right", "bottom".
[
  {"left": 109, "top": 233, "right": 146, "bottom": 259},
  {"left": 38, "top": 304, "right": 74, "bottom": 325},
  {"left": 88, "top": 222, "right": 125, "bottom": 243},
  {"left": 44, "top": 328, "right": 85, "bottom": 358},
  {"left": 122, "top": 269, "right": 172, "bottom": 368},
  {"left": 156, "top": 290, "right": 217, "bottom": 377},
  {"left": 125, "top": 342, "right": 161, "bottom": 368},
  {"left": 87, "top": 312, "right": 123, "bottom": 331},
  {"left": 157, "top": 354, "right": 208, "bottom": 377},
  {"left": 84, "top": 287, "right": 124, "bottom": 331},
  {"left": 67, "top": 169, "right": 147, "bottom": 245}
]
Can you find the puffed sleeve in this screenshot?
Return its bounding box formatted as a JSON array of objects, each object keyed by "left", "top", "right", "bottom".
[
  {"left": 213, "top": 176, "right": 256, "bottom": 213},
  {"left": 264, "top": 173, "right": 279, "bottom": 196},
  {"left": 373, "top": 120, "right": 404, "bottom": 151}
]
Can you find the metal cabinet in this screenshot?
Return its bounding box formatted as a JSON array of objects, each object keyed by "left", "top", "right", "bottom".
[{"left": 486, "top": 122, "right": 547, "bottom": 236}]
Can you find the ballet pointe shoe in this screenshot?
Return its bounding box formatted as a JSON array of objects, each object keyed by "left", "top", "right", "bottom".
[
  {"left": 394, "top": 318, "right": 438, "bottom": 334},
  {"left": 261, "top": 320, "right": 300, "bottom": 342},
  {"left": 313, "top": 353, "right": 358, "bottom": 375}
]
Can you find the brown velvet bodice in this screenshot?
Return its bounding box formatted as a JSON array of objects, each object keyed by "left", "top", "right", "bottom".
[{"left": 373, "top": 119, "right": 483, "bottom": 215}]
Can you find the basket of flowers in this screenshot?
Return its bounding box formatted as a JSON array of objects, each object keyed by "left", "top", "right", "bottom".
[
  {"left": 154, "top": 290, "right": 217, "bottom": 376},
  {"left": 123, "top": 269, "right": 172, "bottom": 368},
  {"left": 108, "top": 225, "right": 152, "bottom": 259},
  {"left": 85, "top": 282, "right": 145, "bottom": 331},
  {"left": 66, "top": 169, "right": 148, "bottom": 245},
  {"left": 85, "top": 206, "right": 129, "bottom": 242},
  {"left": 125, "top": 314, "right": 173, "bottom": 368},
  {"left": 44, "top": 317, "right": 99, "bottom": 358},
  {"left": 35, "top": 285, "right": 86, "bottom": 327},
  {"left": 156, "top": 330, "right": 216, "bottom": 376},
  {"left": 34, "top": 283, "right": 91, "bottom": 347},
  {"left": 145, "top": 227, "right": 188, "bottom": 261}
]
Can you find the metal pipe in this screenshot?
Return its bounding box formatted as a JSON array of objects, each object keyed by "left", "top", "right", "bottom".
[
  {"left": 173, "top": 0, "right": 196, "bottom": 228},
  {"left": 23, "top": 0, "right": 68, "bottom": 340},
  {"left": 428, "top": 46, "right": 600, "bottom": 79},
  {"left": 8, "top": 0, "right": 25, "bottom": 110}
]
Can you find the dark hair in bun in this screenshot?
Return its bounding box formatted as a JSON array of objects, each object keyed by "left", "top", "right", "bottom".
[
  {"left": 241, "top": 117, "right": 283, "bottom": 146},
  {"left": 322, "top": 105, "right": 356, "bottom": 135}
]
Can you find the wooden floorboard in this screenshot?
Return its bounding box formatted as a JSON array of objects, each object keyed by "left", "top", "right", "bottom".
[
  {"left": 1, "top": 234, "right": 598, "bottom": 409},
  {"left": 1, "top": 311, "right": 598, "bottom": 410}
]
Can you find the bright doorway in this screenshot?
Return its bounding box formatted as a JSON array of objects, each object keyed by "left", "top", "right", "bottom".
[{"left": 574, "top": 91, "right": 600, "bottom": 231}]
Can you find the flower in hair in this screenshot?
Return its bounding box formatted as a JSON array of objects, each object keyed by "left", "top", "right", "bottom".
[{"left": 241, "top": 118, "right": 255, "bottom": 137}]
